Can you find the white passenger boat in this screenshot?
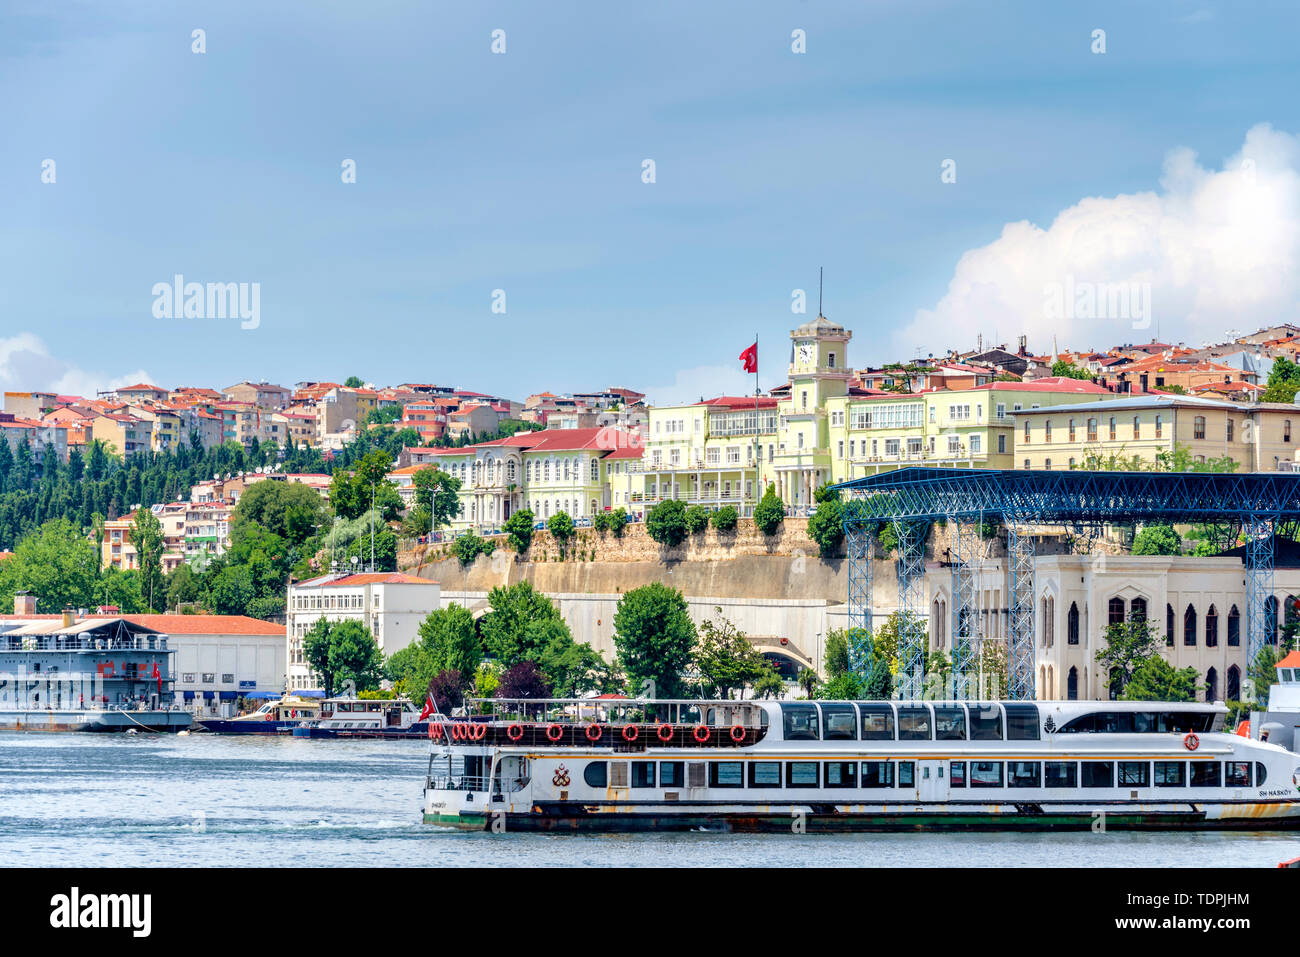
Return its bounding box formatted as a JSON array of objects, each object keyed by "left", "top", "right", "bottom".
[
  {"left": 421, "top": 697, "right": 1300, "bottom": 831},
  {"left": 293, "top": 696, "right": 424, "bottom": 739}
]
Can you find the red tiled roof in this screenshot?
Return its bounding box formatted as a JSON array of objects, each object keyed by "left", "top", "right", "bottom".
[
  {"left": 974, "top": 378, "right": 1112, "bottom": 394},
  {"left": 297, "top": 572, "right": 434, "bottom": 587},
  {"left": 1277, "top": 650, "right": 1300, "bottom": 669},
  {"left": 695, "top": 396, "right": 781, "bottom": 410}
]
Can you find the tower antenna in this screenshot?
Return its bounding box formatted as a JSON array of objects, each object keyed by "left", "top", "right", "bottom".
[{"left": 819, "top": 267, "right": 824, "bottom": 316}]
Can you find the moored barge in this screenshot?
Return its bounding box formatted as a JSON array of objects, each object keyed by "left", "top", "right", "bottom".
[{"left": 422, "top": 697, "right": 1300, "bottom": 832}]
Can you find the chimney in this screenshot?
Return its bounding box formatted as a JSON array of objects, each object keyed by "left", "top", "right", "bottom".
[
  {"left": 62, "top": 607, "right": 74, "bottom": 628},
  {"left": 14, "top": 592, "right": 35, "bottom": 616}
]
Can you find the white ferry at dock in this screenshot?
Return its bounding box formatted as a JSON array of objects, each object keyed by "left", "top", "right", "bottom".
[{"left": 422, "top": 697, "right": 1300, "bottom": 832}]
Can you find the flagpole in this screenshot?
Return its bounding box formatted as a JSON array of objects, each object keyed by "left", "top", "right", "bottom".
[{"left": 754, "top": 331, "right": 759, "bottom": 516}]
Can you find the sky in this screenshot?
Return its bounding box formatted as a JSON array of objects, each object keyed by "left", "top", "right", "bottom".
[{"left": 2, "top": 0, "right": 1299, "bottom": 407}]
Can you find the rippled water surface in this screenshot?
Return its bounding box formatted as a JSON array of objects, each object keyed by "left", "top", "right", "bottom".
[{"left": 3, "top": 733, "right": 1296, "bottom": 867}]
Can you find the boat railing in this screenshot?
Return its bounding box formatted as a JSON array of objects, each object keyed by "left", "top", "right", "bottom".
[
  {"left": 427, "top": 773, "right": 492, "bottom": 792},
  {"left": 468, "top": 697, "right": 767, "bottom": 729}
]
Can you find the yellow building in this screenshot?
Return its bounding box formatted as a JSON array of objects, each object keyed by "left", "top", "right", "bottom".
[{"left": 1014, "top": 395, "right": 1300, "bottom": 471}]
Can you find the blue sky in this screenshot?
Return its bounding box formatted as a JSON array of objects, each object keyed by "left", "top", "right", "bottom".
[{"left": 2, "top": 0, "right": 1298, "bottom": 405}]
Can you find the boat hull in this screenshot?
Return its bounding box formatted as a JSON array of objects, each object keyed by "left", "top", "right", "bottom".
[
  {"left": 196, "top": 719, "right": 304, "bottom": 734},
  {"left": 293, "top": 723, "right": 428, "bottom": 740},
  {"left": 0, "top": 709, "right": 193, "bottom": 732},
  {"left": 423, "top": 800, "right": 1300, "bottom": 832}
]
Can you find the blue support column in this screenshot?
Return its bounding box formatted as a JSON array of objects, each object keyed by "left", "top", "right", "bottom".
[
  {"left": 1245, "top": 515, "right": 1275, "bottom": 703},
  {"left": 894, "top": 519, "right": 929, "bottom": 700},
  {"left": 845, "top": 521, "right": 875, "bottom": 677},
  {"left": 950, "top": 519, "right": 981, "bottom": 699},
  {"left": 1006, "top": 523, "right": 1036, "bottom": 701}
]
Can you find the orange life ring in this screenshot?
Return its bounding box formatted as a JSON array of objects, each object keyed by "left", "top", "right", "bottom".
[
  {"left": 656, "top": 723, "right": 674, "bottom": 743},
  {"left": 622, "top": 724, "right": 639, "bottom": 742},
  {"left": 1184, "top": 732, "right": 1199, "bottom": 751},
  {"left": 693, "top": 724, "right": 710, "bottom": 744},
  {"left": 546, "top": 723, "right": 564, "bottom": 742},
  {"left": 428, "top": 722, "right": 442, "bottom": 740},
  {"left": 585, "top": 723, "right": 603, "bottom": 742},
  {"left": 448, "top": 723, "right": 465, "bottom": 741},
  {"left": 506, "top": 723, "right": 524, "bottom": 742},
  {"left": 729, "top": 724, "right": 745, "bottom": 743},
  {"left": 471, "top": 723, "right": 488, "bottom": 741}
]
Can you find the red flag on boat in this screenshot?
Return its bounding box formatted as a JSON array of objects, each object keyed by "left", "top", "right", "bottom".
[
  {"left": 739, "top": 341, "right": 758, "bottom": 373},
  {"left": 418, "top": 693, "right": 436, "bottom": 722},
  {"left": 153, "top": 661, "right": 161, "bottom": 696}
]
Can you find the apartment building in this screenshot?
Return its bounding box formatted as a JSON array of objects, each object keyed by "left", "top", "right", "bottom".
[
  {"left": 223, "top": 381, "right": 291, "bottom": 410},
  {"left": 89, "top": 412, "right": 153, "bottom": 458}
]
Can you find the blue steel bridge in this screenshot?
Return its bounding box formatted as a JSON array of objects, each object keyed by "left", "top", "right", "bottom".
[{"left": 833, "top": 467, "right": 1300, "bottom": 701}]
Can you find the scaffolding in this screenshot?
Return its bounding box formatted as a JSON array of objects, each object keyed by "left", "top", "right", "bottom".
[{"left": 837, "top": 467, "right": 1300, "bottom": 700}]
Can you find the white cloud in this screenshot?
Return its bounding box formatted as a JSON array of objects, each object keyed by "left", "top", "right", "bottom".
[
  {"left": 642, "top": 363, "right": 758, "bottom": 407},
  {"left": 901, "top": 124, "right": 1300, "bottom": 353},
  {"left": 0, "top": 332, "right": 153, "bottom": 399}
]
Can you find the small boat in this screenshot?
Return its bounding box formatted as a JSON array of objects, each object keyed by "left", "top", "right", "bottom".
[
  {"left": 422, "top": 697, "right": 1300, "bottom": 832},
  {"left": 196, "top": 695, "right": 322, "bottom": 734},
  {"left": 291, "top": 696, "right": 426, "bottom": 739}
]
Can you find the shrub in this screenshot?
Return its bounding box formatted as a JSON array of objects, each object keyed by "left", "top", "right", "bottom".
[
  {"left": 684, "top": 505, "right": 710, "bottom": 535},
  {"left": 453, "top": 533, "right": 487, "bottom": 566},
  {"left": 503, "top": 508, "right": 535, "bottom": 553},
  {"left": 547, "top": 511, "right": 575, "bottom": 549},
  {"left": 646, "top": 499, "right": 689, "bottom": 547},
  {"left": 608, "top": 507, "right": 629, "bottom": 538},
  {"left": 753, "top": 484, "right": 785, "bottom": 536},
  {"left": 806, "top": 497, "right": 845, "bottom": 558},
  {"left": 710, "top": 506, "right": 738, "bottom": 531}
]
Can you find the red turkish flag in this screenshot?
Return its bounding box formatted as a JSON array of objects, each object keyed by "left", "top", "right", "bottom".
[{"left": 739, "top": 342, "right": 758, "bottom": 373}]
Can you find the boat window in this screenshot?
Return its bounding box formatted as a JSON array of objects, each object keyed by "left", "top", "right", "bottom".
[
  {"left": 1154, "top": 761, "right": 1185, "bottom": 787},
  {"left": 820, "top": 703, "right": 858, "bottom": 740},
  {"left": 781, "top": 703, "right": 820, "bottom": 741},
  {"left": 1044, "top": 762, "right": 1076, "bottom": 788},
  {"left": 861, "top": 761, "right": 894, "bottom": 788},
  {"left": 1118, "top": 762, "right": 1149, "bottom": 787},
  {"left": 1008, "top": 761, "right": 1041, "bottom": 788},
  {"left": 897, "top": 706, "right": 932, "bottom": 740},
  {"left": 749, "top": 763, "right": 781, "bottom": 788},
  {"left": 859, "top": 704, "right": 895, "bottom": 740},
  {"left": 1225, "top": 761, "right": 1251, "bottom": 787},
  {"left": 1004, "top": 703, "right": 1041, "bottom": 740},
  {"left": 709, "top": 762, "right": 744, "bottom": 788},
  {"left": 1189, "top": 762, "right": 1222, "bottom": 787},
  {"left": 933, "top": 706, "right": 966, "bottom": 740},
  {"left": 786, "top": 762, "right": 820, "bottom": 788},
  {"left": 824, "top": 762, "right": 856, "bottom": 787},
  {"left": 949, "top": 762, "right": 966, "bottom": 787},
  {"left": 897, "top": 761, "right": 915, "bottom": 787},
  {"left": 1081, "top": 762, "right": 1114, "bottom": 788},
  {"left": 660, "top": 762, "right": 684, "bottom": 788},
  {"left": 970, "top": 761, "right": 1003, "bottom": 788},
  {"left": 968, "top": 704, "right": 1003, "bottom": 740},
  {"left": 1255, "top": 763, "right": 1267, "bottom": 786},
  {"left": 584, "top": 762, "right": 607, "bottom": 788},
  {"left": 631, "top": 763, "right": 656, "bottom": 788},
  {"left": 1061, "top": 710, "right": 1217, "bottom": 733}
]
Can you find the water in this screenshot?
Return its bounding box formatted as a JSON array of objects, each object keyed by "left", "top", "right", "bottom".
[{"left": 3, "top": 733, "right": 1297, "bottom": 867}]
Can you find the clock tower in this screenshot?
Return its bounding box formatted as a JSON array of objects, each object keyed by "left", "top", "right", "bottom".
[{"left": 775, "top": 312, "right": 852, "bottom": 508}]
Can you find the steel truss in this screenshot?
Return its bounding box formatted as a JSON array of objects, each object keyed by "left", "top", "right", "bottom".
[
  {"left": 845, "top": 522, "right": 875, "bottom": 675},
  {"left": 838, "top": 467, "right": 1300, "bottom": 701},
  {"left": 894, "top": 520, "right": 929, "bottom": 700},
  {"left": 950, "top": 519, "right": 982, "bottom": 699}
]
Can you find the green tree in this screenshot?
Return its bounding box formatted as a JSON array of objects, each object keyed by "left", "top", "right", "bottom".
[
  {"left": 1051, "top": 359, "right": 1092, "bottom": 379},
  {"left": 130, "top": 508, "right": 166, "bottom": 612},
  {"left": 92, "top": 567, "right": 145, "bottom": 613},
  {"left": 344, "top": 375, "right": 365, "bottom": 388},
  {"left": 752, "top": 665, "right": 785, "bottom": 699},
  {"left": 693, "top": 610, "right": 769, "bottom": 699},
  {"left": 646, "top": 498, "right": 689, "bottom": 547},
  {"left": 453, "top": 532, "right": 492, "bottom": 566},
  {"left": 1262, "top": 355, "right": 1300, "bottom": 403},
  {"left": 302, "top": 617, "right": 335, "bottom": 694},
  {"left": 824, "top": 629, "right": 850, "bottom": 680},
  {"left": 303, "top": 618, "right": 384, "bottom": 696},
  {"left": 231, "top": 479, "right": 327, "bottom": 547},
  {"left": 206, "top": 565, "right": 255, "bottom": 615},
  {"left": 412, "top": 468, "right": 462, "bottom": 533},
  {"left": 753, "top": 483, "right": 786, "bottom": 536},
  {"left": 684, "top": 505, "right": 710, "bottom": 535},
  {"left": 1121, "top": 655, "right": 1200, "bottom": 701},
  {"left": 807, "top": 490, "right": 845, "bottom": 558},
  {"left": 480, "top": 581, "right": 568, "bottom": 665},
  {"left": 504, "top": 508, "right": 535, "bottom": 552},
  {"left": 710, "top": 506, "right": 738, "bottom": 532},
  {"left": 0, "top": 518, "right": 98, "bottom": 613},
  {"left": 612, "top": 582, "right": 697, "bottom": 698},
  {"left": 797, "top": 667, "right": 820, "bottom": 698},
  {"left": 607, "top": 507, "right": 629, "bottom": 538},
  {"left": 547, "top": 511, "right": 575, "bottom": 550},
  {"left": 1132, "top": 524, "right": 1182, "bottom": 556},
  {"left": 419, "top": 603, "right": 483, "bottom": 676},
  {"left": 166, "top": 563, "right": 202, "bottom": 609},
  {"left": 1096, "top": 613, "right": 1161, "bottom": 697}
]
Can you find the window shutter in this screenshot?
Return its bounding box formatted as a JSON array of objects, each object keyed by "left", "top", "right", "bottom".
[
  {"left": 610, "top": 762, "right": 629, "bottom": 788},
  {"left": 687, "top": 762, "right": 706, "bottom": 788}
]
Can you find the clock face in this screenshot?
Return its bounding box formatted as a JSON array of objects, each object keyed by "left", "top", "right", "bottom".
[{"left": 797, "top": 343, "right": 814, "bottom": 365}]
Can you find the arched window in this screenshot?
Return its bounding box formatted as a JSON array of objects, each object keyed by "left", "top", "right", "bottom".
[
  {"left": 1266, "top": 596, "right": 1279, "bottom": 645},
  {"left": 1067, "top": 602, "right": 1079, "bottom": 645},
  {"left": 1108, "top": 596, "right": 1125, "bottom": 626},
  {"left": 1133, "top": 415, "right": 1141, "bottom": 439},
  {"left": 1045, "top": 420, "right": 1052, "bottom": 442},
  {"left": 933, "top": 598, "right": 946, "bottom": 648},
  {"left": 1205, "top": 667, "right": 1218, "bottom": 703},
  {"left": 1227, "top": 605, "right": 1240, "bottom": 646},
  {"left": 1067, "top": 666, "right": 1078, "bottom": 700},
  {"left": 1024, "top": 420, "right": 1031, "bottom": 443},
  {"left": 1227, "top": 665, "right": 1241, "bottom": 702},
  {"left": 1165, "top": 604, "right": 1174, "bottom": 646},
  {"left": 1205, "top": 605, "right": 1218, "bottom": 647},
  {"left": 1130, "top": 597, "right": 1147, "bottom": 621},
  {"left": 1087, "top": 418, "right": 1098, "bottom": 441},
  {"left": 1109, "top": 416, "right": 1117, "bottom": 440},
  {"left": 1193, "top": 415, "right": 1206, "bottom": 440},
  {"left": 1068, "top": 418, "right": 1076, "bottom": 442},
  {"left": 1183, "top": 604, "right": 1197, "bottom": 646}
]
